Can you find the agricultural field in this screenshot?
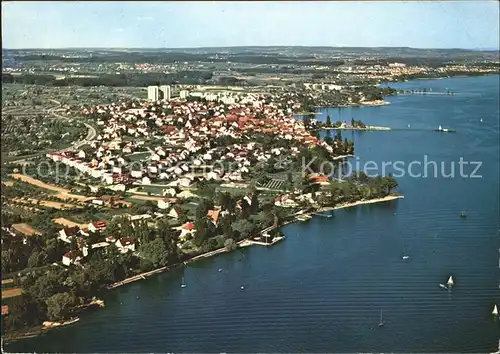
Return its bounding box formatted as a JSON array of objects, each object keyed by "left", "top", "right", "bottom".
[
  {"left": 52, "top": 217, "right": 89, "bottom": 229},
  {"left": 2, "top": 288, "right": 23, "bottom": 299},
  {"left": 12, "top": 197, "right": 81, "bottom": 210},
  {"left": 262, "top": 179, "right": 286, "bottom": 190},
  {"left": 9, "top": 174, "right": 92, "bottom": 201},
  {"left": 11, "top": 223, "right": 41, "bottom": 236}
]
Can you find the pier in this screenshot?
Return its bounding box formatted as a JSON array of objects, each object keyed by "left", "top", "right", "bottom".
[
  {"left": 313, "top": 212, "right": 332, "bottom": 218},
  {"left": 296, "top": 214, "right": 312, "bottom": 221}
]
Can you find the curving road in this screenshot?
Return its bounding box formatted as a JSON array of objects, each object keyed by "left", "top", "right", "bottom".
[{"left": 5, "top": 102, "right": 97, "bottom": 164}]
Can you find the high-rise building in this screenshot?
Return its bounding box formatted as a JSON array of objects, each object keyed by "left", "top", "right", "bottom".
[
  {"left": 180, "top": 90, "right": 190, "bottom": 100},
  {"left": 159, "top": 85, "right": 171, "bottom": 101},
  {"left": 147, "top": 86, "right": 159, "bottom": 101}
]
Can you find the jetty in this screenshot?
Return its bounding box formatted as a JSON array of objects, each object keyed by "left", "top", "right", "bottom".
[
  {"left": 313, "top": 212, "right": 332, "bottom": 218},
  {"left": 318, "top": 126, "right": 457, "bottom": 133},
  {"left": 318, "top": 125, "right": 391, "bottom": 131},
  {"left": 243, "top": 236, "right": 285, "bottom": 247},
  {"left": 297, "top": 214, "right": 312, "bottom": 221},
  {"left": 107, "top": 265, "right": 171, "bottom": 289}
]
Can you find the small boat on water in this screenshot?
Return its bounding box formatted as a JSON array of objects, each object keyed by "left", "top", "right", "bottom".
[
  {"left": 181, "top": 277, "right": 186, "bottom": 288},
  {"left": 402, "top": 255, "right": 410, "bottom": 260},
  {"left": 480, "top": 118, "right": 483, "bottom": 123},
  {"left": 493, "top": 304, "right": 498, "bottom": 316},
  {"left": 460, "top": 211, "right": 467, "bottom": 218},
  {"left": 447, "top": 276, "right": 454, "bottom": 288},
  {"left": 439, "top": 276, "right": 454, "bottom": 290},
  {"left": 435, "top": 125, "right": 456, "bottom": 133},
  {"left": 378, "top": 309, "right": 385, "bottom": 327}
]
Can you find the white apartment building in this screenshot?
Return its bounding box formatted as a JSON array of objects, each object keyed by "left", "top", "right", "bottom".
[
  {"left": 147, "top": 86, "right": 159, "bottom": 101},
  {"left": 180, "top": 90, "right": 190, "bottom": 100},
  {"left": 159, "top": 85, "right": 171, "bottom": 100}
]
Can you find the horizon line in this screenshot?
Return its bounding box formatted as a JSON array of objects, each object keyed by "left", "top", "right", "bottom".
[{"left": 2, "top": 45, "right": 500, "bottom": 52}]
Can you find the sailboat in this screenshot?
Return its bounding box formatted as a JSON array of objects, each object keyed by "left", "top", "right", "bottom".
[
  {"left": 378, "top": 309, "right": 385, "bottom": 327},
  {"left": 401, "top": 234, "right": 409, "bottom": 260},
  {"left": 447, "top": 276, "right": 454, "bottom": 288},
  {"left": 480, "top": 118, "right": 483, "bottom": 123},
  {"left": 181, "top": 277, "right": 186, "bottom": 288},
  {"left": 493, "top": 304, "right": 498, "bottom": 316}
]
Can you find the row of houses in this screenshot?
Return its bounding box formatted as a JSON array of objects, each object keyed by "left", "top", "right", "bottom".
[{"left": 68, "top": 92, "right": 335, "bottom": 189}]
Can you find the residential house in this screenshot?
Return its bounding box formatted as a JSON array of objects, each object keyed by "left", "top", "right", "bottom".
[
  {"left": 62, "top": 251, "right": 83, "bottom": 266},
  {"left": 58, "top": 226, "right": 80, "bottom": 243},
  {"left": 162, "top": 188, "right": 177, "bottom": 197},
  {"left": 168, "top": 206, "right": 182, "bottom": 219},
  {"left": 207, "top": 209, "right": 220, "bottom": 226},
  {"left": 88, "top": 220, "right": 108, "bottom": 233},
  {"left": 176, "top": 190, "right": 196, "bottom": 199},
  {"left": 311, "top": 176, "right": 330, "bottom": 185},
  {"left": 115, "top": 237, "right": 137, "bottom": 253},
  {"left": 174, "top": 222, "right": 196, "bottom": 240},
  {"left": 157, "top": 199, "right": 171, "bottom": 210},
  {"left": 274, "top": 195, "right": 298, "bottom": 208},
  {"left": 82, "top": 242, "right": 110, "bottom": 257}
]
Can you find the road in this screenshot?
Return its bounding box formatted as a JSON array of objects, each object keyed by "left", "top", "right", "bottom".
[{"left": 5, "top": 102, "right": 97, "bottom": 163}]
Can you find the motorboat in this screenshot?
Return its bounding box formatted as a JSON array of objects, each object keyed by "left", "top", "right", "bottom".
[{"left": 435, "top": 125, "right": 456, "bottom": 133}]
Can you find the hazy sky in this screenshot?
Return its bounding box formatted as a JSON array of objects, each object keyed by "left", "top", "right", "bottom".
[{"left": 2, "top": 1, "right": 499, "bottom": 49}]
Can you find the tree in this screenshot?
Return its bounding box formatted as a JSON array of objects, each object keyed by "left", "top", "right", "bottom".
[
  {"left": 218, "top": 192, "right": 235, "bottom": 212},
  {"left": 140, "top": 237, "right": 169, "bottom": 268},
  {"left": 46, "top": 292, "right": 77, "bottom": 321},
  {"left": 303, "top": 115, "right": 311, "bottom": 128},
  {"left": 326, "top": 115, "right": 332, "bottom": 127},
  {"left": 224, "top": 238, "right": 237, "bottom": 251},
  {"left": 232, "top": 219, "right": 255, "bottom": 240},
  {"left": 2, "top": 295, "right": 41, "bottom": 331},
  {"left": 383, "top": 174, "right": 398, "bottom": 194},
  {"left": 27, "top": 250, "right": 48, "bottom": 268},
  {"left": 195, "top": 199, "right": 214, "bottom": 220},
  {"left": 193, "top": 217, "right": 213, "bottom": 247}
]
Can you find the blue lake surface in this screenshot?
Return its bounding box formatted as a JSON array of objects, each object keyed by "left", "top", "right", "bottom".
[{"left": 6, "top": 75, "right": 500, "bottom": 353}]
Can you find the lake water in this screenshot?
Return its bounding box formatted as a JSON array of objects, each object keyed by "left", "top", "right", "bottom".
[{"left": 6, "top": 75, "right": 500, "bottom": 353}]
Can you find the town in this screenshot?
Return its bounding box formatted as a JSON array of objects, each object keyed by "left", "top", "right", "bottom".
[{"left": 1, "top": 46, "right": 496, "bottom": 339}]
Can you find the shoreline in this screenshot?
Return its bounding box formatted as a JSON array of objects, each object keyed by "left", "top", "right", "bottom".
[
  {"left": 319, "top": 194, "right": 404, "bottom": 213},
  {"left": 318, "top": 126, "right": 391, "bottom": 131},
  {"left": 2, "top": 194, "right": 404, "bottom": 344}
]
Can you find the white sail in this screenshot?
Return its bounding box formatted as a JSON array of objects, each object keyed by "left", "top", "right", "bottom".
[
  {"left": 493, "top": 305, "right": 498, "bottom": 316},
  {"left": 447, "top": 276, "right": 454, "bottom": 286},
  {"left": 438, "top": 125, "right": 443, "bottom": 131}
]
